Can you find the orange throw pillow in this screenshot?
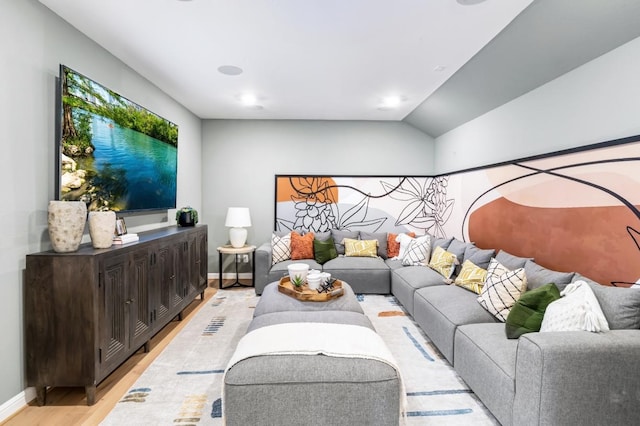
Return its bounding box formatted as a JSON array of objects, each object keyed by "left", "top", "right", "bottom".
[
  {"left": 291, "top": 231, "right": 315, "bottom": 260},
  {"left": 387, "top": 232, "right": 416, "bottom": 258}
]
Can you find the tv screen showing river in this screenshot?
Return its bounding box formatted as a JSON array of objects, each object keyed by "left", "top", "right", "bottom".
[{"left": 57, "top": 65, "right": 178, "bottom": 213}]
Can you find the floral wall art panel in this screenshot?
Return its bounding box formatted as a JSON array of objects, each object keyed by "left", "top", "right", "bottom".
[{"left": 274, "top": 176, "right": 454, "bottom": 237}]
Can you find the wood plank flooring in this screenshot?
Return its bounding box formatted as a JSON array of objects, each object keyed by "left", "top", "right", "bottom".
[{"left": 1, "top": 280, "right": 248, "bottom": 426}]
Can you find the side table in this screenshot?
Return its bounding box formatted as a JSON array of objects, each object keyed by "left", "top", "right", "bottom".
[{"left": 217, "top": 245, "right": 256, "bottom": 289}]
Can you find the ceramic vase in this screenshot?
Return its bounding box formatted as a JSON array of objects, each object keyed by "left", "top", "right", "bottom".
[
  {"left": 88, "top": 210, "right": 116, "bottom": 249},
  {"left": 47, "top": 200, "right": 87, "bottom": 253}
]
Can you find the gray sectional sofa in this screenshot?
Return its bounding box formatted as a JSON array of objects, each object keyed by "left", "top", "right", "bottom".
[{"left": 254, "top": 230, "right": 640, "bottom": 425}]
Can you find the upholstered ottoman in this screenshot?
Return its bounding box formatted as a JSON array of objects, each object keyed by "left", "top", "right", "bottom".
[{"left": 224, "top": 282, "right": 404, "bottom": 425}]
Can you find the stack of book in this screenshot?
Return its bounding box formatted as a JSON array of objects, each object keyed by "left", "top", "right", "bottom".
[{"left": 113, "top": 233, "right": 139, "bottom": 245}]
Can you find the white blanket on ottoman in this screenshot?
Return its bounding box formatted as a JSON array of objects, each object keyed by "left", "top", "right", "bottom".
[{"left": 224, "top": 322, "right": 406, "bottom": 421}]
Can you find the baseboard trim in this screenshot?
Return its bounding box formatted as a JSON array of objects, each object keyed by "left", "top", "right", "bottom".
[
  {"left": 208, "top": 272, "right": 252, "bottom": 280},
  {"left": 0, "top": 387, "right": 36, "bottom": 423}
]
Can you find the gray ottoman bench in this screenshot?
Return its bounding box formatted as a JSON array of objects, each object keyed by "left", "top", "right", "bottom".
[{"left": 224, "top": 281, "right": 403, "bottom": 426}]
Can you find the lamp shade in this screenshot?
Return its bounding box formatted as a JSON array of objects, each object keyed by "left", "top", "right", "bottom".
[
  {"left": 225, "top": 207, "right": 252, "bottom": 227},
  {"left": 225, "top": 207, "right": 251, "bottom": 247}
]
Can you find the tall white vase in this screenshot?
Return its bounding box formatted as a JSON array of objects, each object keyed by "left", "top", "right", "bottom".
[
  {"left": 88, "top": 211, "right": 116, "bottom": 249},
  {"left": 47, "top": 200, "right": 87, "bottom": 253}
]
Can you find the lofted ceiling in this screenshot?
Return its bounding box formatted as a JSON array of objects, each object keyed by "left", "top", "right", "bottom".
[{"left": 39, "top": 0, "right": 640, "bottom": 138}]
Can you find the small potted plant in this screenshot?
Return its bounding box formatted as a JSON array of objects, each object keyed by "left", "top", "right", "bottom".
[
  {"left": 176, "top": 206, "right": 198, "bottom": 227},
  {"left": 291, "top": 275, "right": 305, "bottom": 289}
]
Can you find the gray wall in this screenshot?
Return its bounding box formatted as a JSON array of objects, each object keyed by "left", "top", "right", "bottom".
[
  {"left": 434, "top": 35, "right": 640, "bottom": 173},
  {"left": 201, "top": 120, "right": 435, "bottom": 273},
  {"left": 0, "top": 0, "right": 202, "bottom": 411}
]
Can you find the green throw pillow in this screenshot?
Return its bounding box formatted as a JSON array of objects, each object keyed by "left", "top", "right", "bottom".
[
  {"left": 313, "top": 236, "right": 338, "bottom": 265},
  {"left": 505, "top": 282, "right": 561, "bottom": 339}
]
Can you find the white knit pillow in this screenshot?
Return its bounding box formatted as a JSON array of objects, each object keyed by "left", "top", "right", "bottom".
[
  {"left": 401, "top": 235, "right": 432, "bottom": 266},
  {"left": 540, "top": 280, "right": 610, "bottom": 333},
  {"left": 271, "top": 233, "right": 291, "bottom": 265},
  {"left": 477, "top": 258, "right": 527, "bottom": 322}
]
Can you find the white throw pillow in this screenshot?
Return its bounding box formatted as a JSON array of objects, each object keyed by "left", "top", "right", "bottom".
[
  {"left": 540, "top": 280, "right": 610, "bottom": 333},
  {"left": 271, "top": 232, "right": 291, "bottom": 265},
  {"left": 401, "top": 235, "right": 432, "bottom": 266},
  {"left": 395, "top": 233, "right": 415, "bottom": 259},
  {"left": 477, "top": 258, "right": 527, "bottom": 322}
]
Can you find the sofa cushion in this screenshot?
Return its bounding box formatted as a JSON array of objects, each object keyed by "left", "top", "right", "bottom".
[
  {"left": 477, "top": 258, "right": 527, "bottom": 322},
  {"left": 428, "top": 246, "right": 458, "bottom": 279},
  {"left": 431, "top": 236, "right": 454, "bottom": 252},
  {"left": 401, "top": 235, "right": 432, "bottom": 266},
  {"left": 463, "top": 245, "right": 495, "bottom": 270},
  {"left": 290, "top": 231, "right": 314, "bottom": 260},
  {"left": 524, "top": 259, "right": 575, "bottom": 291},
  {"left": 313, "top": 236, "right": 338, "bottom": 265},
  {"left": 314, "top": 231, "right": 332, "bottom": 242},
  {"left": 446, "top": 238, "right": 473, "bottom": 261},
  {"left": 413, "top": 286, "right": 498, "bottom": 363},
  {"left": 454, "top": 323, "right": 518, "bottom": 426},
  {"left": 387, "top": 232, "right": 415, "bottom": 258},
  {"left": 453, "top": 260, "right": 487, "bottom": 294},
  {"left": 505, "top": 283, "right": 561, "bottom": 339},
  {"left": 360, "top": 231, "right": 388, "bottom": 259},
  {"left": 343, "top": 238, "right": 378, "bottom": 257},
  {"left": 495, "top": 249, "right": 532, "bottom": 270},
  {"left": 331, "top": 229, "right": 359, "bottom": 255},
  {"left": 321, "top": 256, "right": 390, "bottom": 294},
  {"left": 573, "top": 273, "right": 640, "bottom": 329},
  {"left": 540, "top": 281, "right": 609, "bottom": 332},
  {"left": 271, "top": 232, "right": 291, "bottom": 265}
]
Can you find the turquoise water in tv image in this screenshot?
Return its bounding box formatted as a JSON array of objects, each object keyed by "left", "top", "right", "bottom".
[{"left": 90, "top": 114, "right": 177, "bottom": 211}]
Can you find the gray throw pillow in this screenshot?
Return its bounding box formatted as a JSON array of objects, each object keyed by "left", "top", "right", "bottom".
[
  {"left": 574, "top": 274, "right": 640, "bottom": 329},
  {"left": 431, "top": 236, "right": 454, "bottom": 252},
  {"left": 524, "top": 260, "right": 574, "bottom": 291},
  {"left": 447, "top": 238, "right": 474, "bottom": 260},
  {"left": 495, "top": 250, "right": 532, "bottom": 270},
  {"left": 359, "top": 231, "right": 388, "bottom": 259},
  {"left": 314, "top": 231, "right": 332, "bottom": 242},
  {"left": 330, "top": 229, "right": 360, "bottom": 255}
]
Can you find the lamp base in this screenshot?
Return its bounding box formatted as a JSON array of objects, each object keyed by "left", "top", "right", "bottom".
[{"left": 229, "top": 227, "right": 247, "bottom": 248}]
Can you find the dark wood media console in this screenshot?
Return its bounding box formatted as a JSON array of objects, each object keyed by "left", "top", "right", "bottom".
[{"left": 25, "top": 225, "right": 208, "bottom": 406}]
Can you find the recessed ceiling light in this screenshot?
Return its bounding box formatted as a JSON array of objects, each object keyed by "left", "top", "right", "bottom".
[
  {"left": 380, "top": 96, "right": 402, "bottom": 109},
  {"left": 456, "top": 0, "right": 487, "bottom": 5},
  {"left": 240, "top": 93, "right": 257, "bottom": 106},
  {"left": 218, "top": 65, "right": 243, "bottom": 76},
  {"left": 433, "top": 65, "right": 446, "bottom": 72}
]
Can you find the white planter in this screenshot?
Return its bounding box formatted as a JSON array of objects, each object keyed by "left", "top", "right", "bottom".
[
  {"left": 47, "top": 200, "right": 87, "bottom": 253},
  {"left": 88, "top": 211, "right": 116, "bottom": 249}
]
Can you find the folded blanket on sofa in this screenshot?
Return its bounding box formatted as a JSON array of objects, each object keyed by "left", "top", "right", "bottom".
[{"left": 224, "top": 322, "right": 406, "bottom": 421}]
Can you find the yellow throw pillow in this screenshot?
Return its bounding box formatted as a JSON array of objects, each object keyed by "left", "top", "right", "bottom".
[
  {"left": 428, "top": 246, "right": 458, "bottom": 279},
  {"left": 454, "top": 259, "right": 488, "bottom": 294},
  {"left": 343, "top": 238, "right": 378, "bottom": 257}
]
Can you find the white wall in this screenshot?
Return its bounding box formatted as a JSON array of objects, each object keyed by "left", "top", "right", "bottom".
[
  {"left": 0, "top": 0, "right": 202, "bottom": 415},
  {"left": 434, "top": 35, "right": 640, "bottom": 173},
  {"left": 201, "top": 120, "right": 435, "bottom": 272}
]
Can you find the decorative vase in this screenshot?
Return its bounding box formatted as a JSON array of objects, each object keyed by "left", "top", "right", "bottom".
[
  {"left": 47, "top": 200, "right": 87, "bottom": 253},
  {"left": 88, "top": 211, "right": 117, "bottom": 249}
]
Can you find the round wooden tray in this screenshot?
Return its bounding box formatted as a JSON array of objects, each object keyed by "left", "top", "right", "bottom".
[{"left": 278, "top": 276, "right": 344, "bottom": 301}]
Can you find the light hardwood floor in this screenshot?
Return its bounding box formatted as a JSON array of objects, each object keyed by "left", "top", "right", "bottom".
[{"left": 2, "top": 280, "right": 249, "bottom": 426}]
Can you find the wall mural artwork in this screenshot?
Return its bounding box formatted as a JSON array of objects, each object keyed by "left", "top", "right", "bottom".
[
  {"left": 274, "top": 176, "right": 454, "bottom": 237},
  {"left": 275, "top": 135, "right": 640, "bottom": 287}
]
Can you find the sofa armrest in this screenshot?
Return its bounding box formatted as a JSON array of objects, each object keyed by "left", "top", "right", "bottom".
[
  {"left": 513, "top": 330, "right": 640, "bottom": 426},
  {"left": 254, "top": 242, "right": 273, "bottom": 294}
]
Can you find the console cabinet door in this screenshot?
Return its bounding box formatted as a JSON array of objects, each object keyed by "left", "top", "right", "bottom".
[
  {"left": 155, "top": 243, "right": 176, "bottom": 328},
  {"left": 98, "top": 253, "right": 129, "bottom": 376},
  {"left": 130, "top": 250, "right": 152, "bottom": 350}
]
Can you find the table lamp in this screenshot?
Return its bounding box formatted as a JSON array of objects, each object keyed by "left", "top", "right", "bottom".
[{"left": 225, "top": 207, "right": 252, "bottom": 248}]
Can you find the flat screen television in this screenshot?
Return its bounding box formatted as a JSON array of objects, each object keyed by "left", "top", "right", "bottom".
[{"left": 55, "top": 64, "right": 178, "bottom": 213}]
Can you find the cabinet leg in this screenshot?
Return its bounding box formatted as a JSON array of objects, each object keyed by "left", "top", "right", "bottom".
[
  {"left": 35, "top": 386, "right": 46, "bottom": 406},
  {"left": 200, "top": 290, "right": 205, "bottom": 299},
  {"left": 177, "top": 311, "right": 183, "bottom": 321},
  {"left": 86, "top": 385, "right": 96, "bottom": 406},
  {"left": 144, "top": 341, "right": 150, "bottom": 353}
]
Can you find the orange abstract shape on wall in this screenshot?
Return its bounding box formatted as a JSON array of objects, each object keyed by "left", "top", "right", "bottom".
[
  {"left": 469, "top": 197, "right": 640, "bottom": 287},
  {"left": 276, "top": 176, "right": 338, "bottom": 204}
]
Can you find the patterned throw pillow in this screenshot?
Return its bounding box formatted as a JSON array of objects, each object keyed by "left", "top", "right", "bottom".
[
  {"left": 290, "top": 231, "right": 315, "bottom": 260},
  {"left": 401, "top": 235, "right": 432, "bottom": 266},
  {"left": 477, "top": 258, "right": 527, "bottom": 322},
  {"left": 387, "top": 232, "right": 415, "bottom": 258},
  {"left": 271, "top": 232, "right": 291, "bottom": 265},
  {"left": 454, "top": 260, "right": 488, "bottom": 294},
  {"left": 343, "top": 238, "right": 378, "bottom": 257},
  {"left": 428, "top": 246, "right": 459, "bottom": 279}
]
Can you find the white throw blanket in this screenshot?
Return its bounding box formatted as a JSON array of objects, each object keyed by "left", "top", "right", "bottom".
[{"left": 224, "top": 322, "right": 406, "bottom": 422}]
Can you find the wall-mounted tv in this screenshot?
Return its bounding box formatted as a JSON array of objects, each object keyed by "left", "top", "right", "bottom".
[{"left": 56, "top": 64, "right": 178, "bottom": 213}]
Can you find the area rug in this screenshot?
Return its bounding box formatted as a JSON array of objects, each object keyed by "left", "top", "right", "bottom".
[{"left": 101, "top": 289, "right": 498, "bottom": 425}]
